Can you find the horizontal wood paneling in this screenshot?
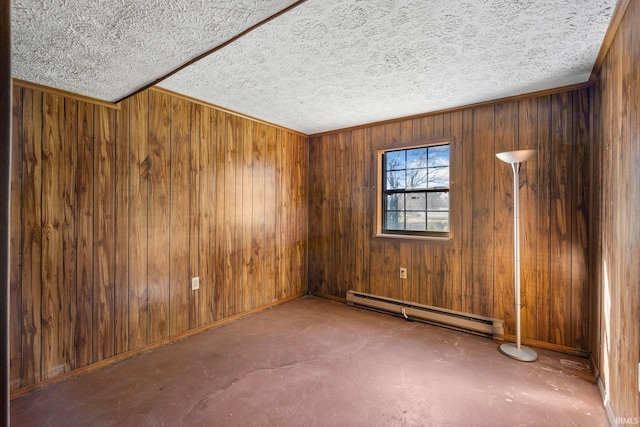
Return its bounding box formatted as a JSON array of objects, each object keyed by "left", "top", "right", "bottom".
[
  {"left": 9, "top": 85, "right": 308, "bottom": 393},
  {"left": 590, "top": 0, "right": 640, "bottom": 420},
  {"left": 308, "top": 89, "right": 592, "bottom": 351}
]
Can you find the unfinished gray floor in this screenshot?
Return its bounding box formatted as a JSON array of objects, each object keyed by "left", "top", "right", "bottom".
[{"left": 11, "top": 296, "right": 608, "bottom": 426}]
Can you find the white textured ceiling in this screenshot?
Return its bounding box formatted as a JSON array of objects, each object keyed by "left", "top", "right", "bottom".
[
  {"left": 13, "top": 0, "right": 617, "bottom": 134},
  {"left": 11, "top": 0, "right": 300, "bottom": 101}
]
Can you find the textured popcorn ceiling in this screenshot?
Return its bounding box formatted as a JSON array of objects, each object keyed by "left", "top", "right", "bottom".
[
  {"left": 13, "top": 1, "right": 617, "bottom": 134},
  {"left": 11, "top": 0, "right": 300, "bottom": 101},
  {"left": 159, "top": 0, "right": 616, "bottom": 134}
]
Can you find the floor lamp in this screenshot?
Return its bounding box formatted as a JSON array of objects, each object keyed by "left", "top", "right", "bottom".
[{"left": 496, "top": 149, "right": 537, "bottom": 362}]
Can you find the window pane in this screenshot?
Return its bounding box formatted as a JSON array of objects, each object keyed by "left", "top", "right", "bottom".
[
  {"left": 385, "top": 170, "right": 406, "bottom": 190},
  {"left": 428, "top": 145, "right": 449, "bottom": 167},
  {"left": 428, "top": 166, "right": 449, "bottom": 189},
  {"left": 407, "top": 148, "right": 427, "bottom": 169},
  {"left": 427, "top": 192, "right": 448, "bottom": 211},
  {"left": 386, "top": 193, "right": 404, "bottom": 211},
  {"left": 385, "top": 211, "right": 404, "bottom": 230},
  {"left": 427, "top": 211, "right": 449, "bottom": 232},
  {"left": 406, "top": 168, "right": 428, "bottom": 189},
  {"left": 406, "top": 211, "right": 426, "bottom": 230},
  {"left": 385, "top": 151, "right": 405, "bottom": 171},
  {"left": 405, "top": 192, "right": 426, "bottom": 211},
  {"left": 379, "top": 142, "right": 450, "bottom": 237}
]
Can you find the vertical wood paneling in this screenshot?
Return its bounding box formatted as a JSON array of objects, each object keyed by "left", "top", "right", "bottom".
[
  {"left": 459, "top": 109, "right": 474, "bottom": 314},
  {"left": 169, "top": 97, "right": 190, "bottom": 336},
  {"left": 535, "top": 96, "right": 552, "bottom": 344},
  {"left": 252, "top": 123, "right": 267, "bottom": 307},
  {"left": 148, "top": 91, "right": 171, "bottom": 341},
  {"left": 93, "top": 106, "right": 116, "bottom": 362},
  {"left": 351, "top": 128, "right": 370, "bottom": 295},
  {"left": 334, "top": 132, "right": 347, "bottom": 298},
  {"left": 41, "top": 93, "right": 65, "bottom": 379},
  {"left": 549, "top": 92, "right": 573, "bottom": 345},
  {"left": 275, "top": 129, "right": 286, "bottom": 301},
  {"left": 114, "top": 99, "right": 129, "bottom": 354},
  {"left": 21, "top": 89, "right": 42, "bottom": 385},
  {"left": 213, "top": 110, "right": 226, "bottom": 319},
  {"left": 223, "top": 113, "right": 237, "bottom": 317},
  {"left": 128, "top": 92, "right": 149, "bottom": 350},
  {"left": 471, "top": 106, "right": 495, "bottom": 317},
  {"left": 188, "top": 103, "right": 201, "bottom": 329},
  {"left": 10, "top": 88, "right": 23, "bottom": 389},
  {"left": 62, "top": 97, "right": 78, "bottom": 372},
  {"left": 264, "top": 125, "right": 278, "bottom": 303},
  {"left": 241, "top": 118, "right": 254, "bottom": 311},
  {"left": 308, "top": 87, "right": 593, "bottom": 352},
  {"left": 200, "top": 107, "right": 217, "bottom": 324},
  {"left": 75, "top": 100, "right": 94, "bottom": 367},
  {"left": 571, "top": 90, "right": 589, "bottom": 350},
  {"left": 590, "top": 0, "right": 640, "bottom": 420},
  {"left": 10, "top": 85, "right": 309, "bottom": 393},
  {"left": 233, "top": 118, "right": 244, "bottom": 312}
]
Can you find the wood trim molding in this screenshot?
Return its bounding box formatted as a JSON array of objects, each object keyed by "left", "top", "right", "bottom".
[
  {"left": 589, "top": 0, "right": 632, "bottom": 81},
  {"left": 117, "top": 0, "right": 309, "bottom": 103},
  {"left": 310, "top": 81, "right": 594, "bottom": 137},
  {"left": 12, "top": 79, "right": 121, "bottom": 110},
  {"left": 310, "top": 291, "right": 346, "bottom": 304},
  {"left": 501, "top": 334, "right": 590, "bottom": 358},
  {"left": 151, "top": 86, "right": 309, "bottom": 138},
  {"left": 9, "top": 292, "right": 307, "bottom": 400}
]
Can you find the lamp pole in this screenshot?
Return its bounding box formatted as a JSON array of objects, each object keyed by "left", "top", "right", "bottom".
[{"left": 496, "top": 149, "right": 537, "bottom": 362}]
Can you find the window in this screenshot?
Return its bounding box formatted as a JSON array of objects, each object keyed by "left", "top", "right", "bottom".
[{"left": 375, "top": 139, "right": 452, "bottom": 239}]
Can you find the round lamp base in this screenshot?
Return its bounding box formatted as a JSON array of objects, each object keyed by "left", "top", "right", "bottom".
[{"left": 499, "top": 343, "right": 538, "bottom": 362}]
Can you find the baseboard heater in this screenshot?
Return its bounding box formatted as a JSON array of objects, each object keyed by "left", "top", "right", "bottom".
[{"left": 346, "top": 290, "right": 504, "bottom": 340}]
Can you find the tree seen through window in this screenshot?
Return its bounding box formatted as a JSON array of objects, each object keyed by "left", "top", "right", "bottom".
[{"left": 383, "top": 144, "right": 449, "bottom": 235}]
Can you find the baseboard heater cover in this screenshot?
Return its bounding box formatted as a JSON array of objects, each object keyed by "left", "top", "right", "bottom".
[{"left": 346, "top": 290, "right": 504, "bottom": 340}]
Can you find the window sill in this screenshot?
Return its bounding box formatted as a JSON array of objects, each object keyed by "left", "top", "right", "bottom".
[{"left": 375, "top": 233, "right": 453, "bottom": 243}]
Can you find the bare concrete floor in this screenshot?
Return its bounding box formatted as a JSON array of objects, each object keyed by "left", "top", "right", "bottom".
[{"left": 11, "top": 296, "right": 608, "bottom": 426}]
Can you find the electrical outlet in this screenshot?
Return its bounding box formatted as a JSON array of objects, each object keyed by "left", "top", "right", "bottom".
[
  {"left": 399, "top": 268, "right": 407, "bottom": 279},
  {"left": 191, "top": 277, "right": 200, "bottom": 291}
]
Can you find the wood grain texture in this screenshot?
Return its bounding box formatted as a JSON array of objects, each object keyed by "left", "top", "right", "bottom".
[
  {"left": 127, "top": 92, "right": 149, "bottom": 351},
  {"left": 75, "top": 100, "right": 94, "bottom": 368},
  {"left": 549, "top": 92, "right": 572, "bottom": 346},
  {"left": 148, "top": 90, "right": 171, "bottom": 342},
  {"left": 169, "top": 97, "right": 190, "bottom": 336},
  {"left": 114, "top": 98, "right": 129, "bottom": 355},
  {"left": 20, "top": 88, "right": 42, "bottom": 385},
  {"left": 10, "top": 85, "right": 309, "bottom": 393},
  {"left": 62, "top": 97, "right": 78, "bottom": 373},
  {"left": 10, "top": 87, "right": 23, "bottom": 389},
  {"left": 590, "top": 0, "right": 640, "bottom": 420},
  {"left": 93, "top": 105, "right": 116, "bottom": 362},
  {"left": 308, "top": 89, "right": 593, "bottom": 351}
]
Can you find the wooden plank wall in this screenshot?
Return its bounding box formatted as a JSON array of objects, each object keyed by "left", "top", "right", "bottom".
[
  {"left": 590, "top": 0, "right": 640, "bottom": 420},
  {"left": 309, "top": 88, "right": 591, "bottom": 352},
  {"left": 9, "top": 85, "right": 308, "bottom": 392}
]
